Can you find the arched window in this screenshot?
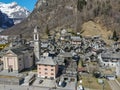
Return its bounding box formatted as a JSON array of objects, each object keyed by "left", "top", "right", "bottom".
[{"left": 34, "top": 34, "right": 38, "bottom": 40}]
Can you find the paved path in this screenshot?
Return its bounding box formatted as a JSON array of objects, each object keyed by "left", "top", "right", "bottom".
[
  {"left": 0, "top": 84, "right": 49, "bottom": 90},
  {"left": 108, "top": 80, "right": 120, "bottom": 90},
  {"left": 0, "top": 84, "right": 73, "bottom": 90}
]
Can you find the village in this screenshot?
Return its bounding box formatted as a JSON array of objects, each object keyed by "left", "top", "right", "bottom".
[{"left": 0, "top": 26, "right": 119, "bottom": 90}]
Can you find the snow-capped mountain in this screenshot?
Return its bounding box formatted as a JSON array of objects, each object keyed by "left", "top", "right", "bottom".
[{"left": 0, "top": 2, "right": 30, "bottom": 24}]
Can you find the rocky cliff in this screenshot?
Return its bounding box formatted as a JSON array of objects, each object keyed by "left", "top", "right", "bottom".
[{"left": 0, "top": 11, "right": 14, "bottom": 29}]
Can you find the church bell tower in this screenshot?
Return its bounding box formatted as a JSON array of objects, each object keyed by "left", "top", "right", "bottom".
[{"left": 33, "top": 26, "right": 40, "bottom": 63}]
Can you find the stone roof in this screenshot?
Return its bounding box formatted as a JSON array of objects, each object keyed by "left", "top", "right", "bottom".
[
  {"left": 10, "top": 49, "right": 23, "bottom": 55},
  {"left": 11, "top": 45, "right": 33, "bottom": 55},
  {"left": 71, "top": 36, "right": 81, "bottom": 41},
  {"left": 37, "top": 57, "right": 57, "bottom": 65},
  {"left": 0, "top": 45, "right": 33, "bottom": 57},
  {"left": 101, "top": 52, "right": 120, "bottom": 59},
  {"left": 58, "top": 52, "right": 73, "bottom": 58},
  {"left": 41, "top": 42, "right": 48, "bottom": 48}
]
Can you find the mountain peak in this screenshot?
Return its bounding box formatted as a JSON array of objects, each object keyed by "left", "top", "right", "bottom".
[
  {"left": 10, "top": 2, "right": 17, "bottom": 5},
  {"left": 0, "top": 2, "right": 30, "bottom": 24},
  {"left": 0, "top": 2, "right": 30, "bottom": 30}
]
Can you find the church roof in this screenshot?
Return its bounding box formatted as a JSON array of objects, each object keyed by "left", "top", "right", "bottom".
[
  {"left": 37, "top": 57, "right": 57, "bottom": 66},
  {"left": 11, "top": 49, "right": 23, "bottom": 55},
  {"left": 1, "top": 45, "right": 33, "bottom": 57}
]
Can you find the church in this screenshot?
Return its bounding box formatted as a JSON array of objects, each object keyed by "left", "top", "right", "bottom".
[
  {"left": 2, "top": 46, "right": 33, "bottom": 73},
  {"left": 0, "top": 26, "right": 58, "bottom": 79}
]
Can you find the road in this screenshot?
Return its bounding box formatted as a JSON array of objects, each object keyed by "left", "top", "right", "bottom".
[
  {"left": 0, "top": 84, "right": 49, "bottom": 90},
  {"left": 0, "top": 84, "right": 73, "bottom": 90},
  {"left": 108, "top": 80, "right": 120, "bottom": 90}
]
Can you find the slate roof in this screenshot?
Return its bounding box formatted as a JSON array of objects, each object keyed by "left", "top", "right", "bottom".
[
  {"left": 101, "top": 52, "right": 120, "bottom": 59},
  {"left": 58, "top": 52, "right": 73, "bottom": 58},
  {"left": 71, "top": 36, "right": 81, "bottom": 41},
  {"left": 41, "top": 42, "right": 48, "bottom": 48},
  {"left": 37, "top": 57, "right": 57, "bottom": 65},
  {"left": 0, "top": 45, "right": 33, "bottom": 57}
]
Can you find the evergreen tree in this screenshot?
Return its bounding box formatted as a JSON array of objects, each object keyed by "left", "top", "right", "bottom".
[
  {"left": 77, "top": 0, "right": 87, "bottom": 11},
  {"left": 46, "top": 25, "right": 50, "bottom": 36},
  {"left": 112, "top": 30, "right": 119, "bottom": 41}
]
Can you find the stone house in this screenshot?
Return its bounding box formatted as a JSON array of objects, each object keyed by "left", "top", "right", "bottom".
[
  {"left": 71, "top": 36, "right": 81, "bottom": 45},
  {"left": 98, "top": 51, "right": 120, "bottom": 68}
]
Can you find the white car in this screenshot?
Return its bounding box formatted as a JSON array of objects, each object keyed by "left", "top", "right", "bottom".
[{"left": 78, "top": 85, "right": 84, "bottom": 90}]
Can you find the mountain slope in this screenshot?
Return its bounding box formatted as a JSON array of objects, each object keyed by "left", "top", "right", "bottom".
[
  {"left": 0, "top": 11, "right": 14, "bottom": 29},
  {"left": 82, "top": 21, "right": 113, "bottom": 44},
  {"left": 1, "top": 0, "right": 120, "bottom": 39},
  {"left": 0, "top": 2, "right": 30, "bottom": 24}
]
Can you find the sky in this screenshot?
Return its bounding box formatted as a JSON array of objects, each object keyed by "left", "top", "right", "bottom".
[{"left": 0, "top": 0, "right": 37, "bottom": 11}]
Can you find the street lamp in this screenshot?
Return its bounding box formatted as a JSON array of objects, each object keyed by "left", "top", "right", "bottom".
[{"left": 4, "top": 81, "right": 5, "bottom": 90}]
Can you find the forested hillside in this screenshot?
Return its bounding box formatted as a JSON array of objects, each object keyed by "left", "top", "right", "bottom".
[{"left": 1, "top": 0, "right": 120, "bottom": 40}]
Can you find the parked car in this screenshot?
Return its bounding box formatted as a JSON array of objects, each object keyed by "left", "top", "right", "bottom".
[
  {"left": 106, "top": 75, "right": 115, "bottom": 80},
  {"left": 58, "top": 81, "right": 67, "bottom": 87},
  {"left": 39, "top": 80, "right": 43, "bottom": 84},
  {"left": 61, "top": 81, "right": 67, "bottom": 87}
]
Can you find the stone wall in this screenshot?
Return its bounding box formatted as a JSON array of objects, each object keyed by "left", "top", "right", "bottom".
[{"left": 0, "top": 77, "right": 24, "bottom": 85}]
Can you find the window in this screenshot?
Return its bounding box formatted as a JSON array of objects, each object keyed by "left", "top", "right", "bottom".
[
  {"left": 45, "top": 68, "right": 47, "bottom": 70},
  {"left": 19, "top": 64, "right": 21, "bottom": 66},
  {"left": 51, "top": 69, "right": 54, "bottom": 71},
  {"left": 35, "top": 34, "right": 37, "bottom": 40},
  {"left": 51, "top": 65, "right": 54, "bottom": 67},
  {"left": 51, "top": 73, "right": 54, "bottom": 75},
  {"left": 39, "top": 68, "right": 41, "bottom": 70},
  {"left": 19, "top": 58, "right": 21, "bottom": 61},
  {"left": 45, "top": 72, "right": 48, "bottom": 75},
  {"left": 39, "top": 72, "right": 41, "bottom": 74},
  {"left": 50, "top": 77, "right": 54, "bottom": 80}
]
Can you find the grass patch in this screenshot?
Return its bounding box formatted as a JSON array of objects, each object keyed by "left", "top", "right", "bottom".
[
  {"left": 78, "top": 75, "right": 112, "bottom": 90},
  {"left": 0, "top": 75, "right": 18, "bottom": 79}
]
